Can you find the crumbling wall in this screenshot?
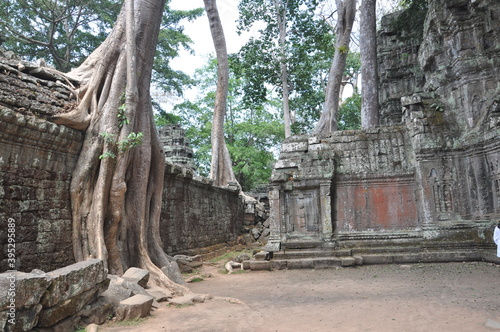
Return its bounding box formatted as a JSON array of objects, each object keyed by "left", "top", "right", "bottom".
[
  {"left": 160, "top": 163, "right": 245, "bottom": 256},
  {"left": 0, "top": 57, "right": 82, "bottom": 273},
  {"left": 0, "top": 55, "right": 246, "bottom": 273}
]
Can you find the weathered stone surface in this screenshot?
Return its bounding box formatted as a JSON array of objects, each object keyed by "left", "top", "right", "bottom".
[
  {"left": 77, "top": 296, "right": 114, "bottom": 325},
  {"left": 145, "top": 285, "right": 173, "bottom": 302},
  {"left": 121, "top": 267, "right": 150, "bottom": 288},
  {"left": 159, "top": 125, "right": 196, "bottom": 170},
  {"left": 160, "top": 165, "right": 245, "bottom": 256},
  {"left": 0, "top": 304, "right": 42, "bottom": 332},
  {"left": 86, "top": 323, "right": 100, "bottom": 332},
  {"left": 168, "top": 294, "right": 206, "bottom": 306},
  {"left": 161, "top": 262, "right": 187, "bottom": 286},
  {"left": 40, "top": 259, "right": 107, "bottom": 307},
  {"left": 114, "top": 294, "right": 154, "bottom": 322},
  {"left": 0, "top": 271, "right": 50, "bottom": 310},
  {"left": 37, "top": 279, "right": 108, "bottom": 327}
]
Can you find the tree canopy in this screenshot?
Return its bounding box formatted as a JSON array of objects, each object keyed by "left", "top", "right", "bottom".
[{"left": 0, "top": 0, "right": 202, "bottom": 95}]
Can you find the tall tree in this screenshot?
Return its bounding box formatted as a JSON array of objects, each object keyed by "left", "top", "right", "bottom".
[
  {"left": 0, "top": 0, "right": 202, "bottom": 95},
  {"left": 166, "top": 55, "right": 284, "bottom": 191},
  {"left": 53, "top": 0, "right": 188, "bottom": 293},
  {"left": 313, "top": 0, "right": 356, "bottom": 134},
  {"left": 203, "top": 0, "right": 238, "bottom": 187},
  {"left": 273, "top": 0, "right": 292, "bottom": 138},
  {"left": 237, "top": 0, "right": 334, "bottom": 136},
  {"left": 360, "top": 0, "right": 379, "bottom": 128}
]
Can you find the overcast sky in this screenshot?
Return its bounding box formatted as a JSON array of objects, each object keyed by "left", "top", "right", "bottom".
[{"left": 169, "top": 0, "right": 248, "bottom": 76}]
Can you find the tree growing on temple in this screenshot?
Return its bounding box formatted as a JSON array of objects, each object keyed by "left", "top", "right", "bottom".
[
  {"left": 360, "top": 0, "right": 379, "bottom": 128},
  {"left": 313, "top": 0, "right": 357, "bottom": 134},
  {"left": 53, "top": 0, "right": 188, "bottom": 294},
  {"left": 203, "top": 0, "right": 238, "bottom": 187}
]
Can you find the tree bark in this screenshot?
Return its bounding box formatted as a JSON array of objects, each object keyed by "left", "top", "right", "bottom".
[
  {"left": 360, "top": 0, "right": 379, "bottom": 128},
  {"left": 313, "top": 0, "right": 356, "bottom": 135},
  {"left": 273, "top": 0, "right": 292, "bottom": 138},
  {"left": 204, "top": 0, "right": 238, "bottom": 188},
  {"left": 52, "top": 0, "right": 189, "bottom": 294}
]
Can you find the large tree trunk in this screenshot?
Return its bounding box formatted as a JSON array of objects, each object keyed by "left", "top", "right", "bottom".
[
  {"left": 360, "top": 0, "right": 379, "bottom": 128},
  {"left": 313, "top": 0, "right": 356, "bottom": 134},
  {"left": 204, "top": 0, "right": 238, "bottom": 188},
  {"left": 273, "top": 0, "right": 292, "bottom": 138},
  {"left": 52, "top": 0, "right": 188, "bottom": 294}
]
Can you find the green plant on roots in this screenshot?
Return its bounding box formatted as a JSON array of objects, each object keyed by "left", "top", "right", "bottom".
[{"left": 99, "top": 132, "right": 144, "bottom": 159}]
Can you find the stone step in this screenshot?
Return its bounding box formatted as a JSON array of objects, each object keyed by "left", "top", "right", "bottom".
[
  {"left": 247, "top": 256, "right": 362, "bottom": 271},
  {"left": 273, "top": 249, "right": 352, "bottom": 260},
  {"left": 281, "top": 241, "right": 323, "bottom": 250},
  {"left": 246, "top": 249, "right": 487, "bottom": 271}
]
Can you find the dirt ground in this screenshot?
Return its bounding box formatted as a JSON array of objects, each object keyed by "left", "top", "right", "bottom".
[{"left": 100, "top": 261, "right": 500, "bottom": 332}]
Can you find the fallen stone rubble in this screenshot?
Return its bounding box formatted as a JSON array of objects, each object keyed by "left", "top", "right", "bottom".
[{"left": 0, "top": 258, "right": 205, "bottom": 332}]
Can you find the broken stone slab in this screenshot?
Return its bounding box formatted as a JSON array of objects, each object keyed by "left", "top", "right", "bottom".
[
  {"left": 168, "top": 294, "right": 207, "bottom": 306},
  {"left": 0, "top": 270, "right": 50, "bottom": 310},
  {"left": 114, "top": 294, "right": 154, "bottom": 322},
  {"left": 36, "top": 315, "right": 81, "bottom": 332},
  {"left": 0, "top": 304, "right": 42, "bottom": 332},
  {"left": 145, "top": 285, "right": 173, "bottom": 302},
  {"left": 161, "top": 261, "right": 187, "bottom": 286},
  {"left": 122, "top": 267, "right": 150, "bottom": 288},
  {"left": 100, "top": 276, "right": 133, "bottom": 308},
  {"left": 40, "top": 259, "right": 107, "bottom": 307},
  {"left": 486, "top": 319, "right": 500, "bottom": 330},
  {"left": 86, "top": 323, "right": 99, "bottom": 332},
  {"left": 37, "top": 279, "right": 109, "bottom": 328},
  {"left": 76, "top": 296, "right": 114, "bottom": 325}
]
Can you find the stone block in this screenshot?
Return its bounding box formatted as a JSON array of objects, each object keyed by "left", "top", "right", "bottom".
[
  {"left": 361, "top": 255, "right": 394, "bottom": 265},
  {"left": 0, "top": 304, "right": 42, "bottom": 332},
  {"left": 122, "top": 267, "right": 150, "bottom": 288},
  {"left": 40, "top": 259, "right": 107, "bottom": 307},
  {"left": 0, "top": 270, "right": 50, "bottom": 310},
  {"left": 114, "top": 294, "right": 154, "bottom": 321},
  {"left": 249, "top": 261, "right": 272, "bottom": 271},
  {"left": 168, "top": 294, "right": 206, "bottom": 306},
  {"left": 145, "top": 285, "right": 173, "bottom": 302},
  {"left": 37, "top": 279, "right": 108, "bottom": 327},
  {"left": 161, "top": 261, "right": 187, "bottom": 286}
]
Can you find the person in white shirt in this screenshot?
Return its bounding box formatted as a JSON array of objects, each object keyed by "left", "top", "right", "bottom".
[{"left": 494, "top": 222, "right": 500, "bottom": 258}]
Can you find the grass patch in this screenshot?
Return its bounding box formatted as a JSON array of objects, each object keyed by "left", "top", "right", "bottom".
[
  {"left": 169, "top": 302, "right": 195, "bottom": 309},
  {"left": 105, "top": 317, "right": 148, "bottom": 328},
  {"left": 189, "top": 277, "right": 204, "bottom": 282},
  {"left": 209, "top": 249, "right": 254, "bottom": 264}
]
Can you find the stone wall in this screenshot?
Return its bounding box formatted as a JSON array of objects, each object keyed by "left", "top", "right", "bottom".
[
  {"left": 0, "top": 259, "right": 108, "bottom": 332},
  {"left": 267, "top": 0, "right": 500, "bottom": 254},
  {"left": 160, "top": 163, "right": 244, "bottom": 255},
  {"left": 0, "top": 57, "right": 83, "bottom": 273},
  {"left": 0, "top": 55, "right": 246, "bottom": 273},
  {"left": 377, "top": 11, "right": 425, "bottom": 126}
]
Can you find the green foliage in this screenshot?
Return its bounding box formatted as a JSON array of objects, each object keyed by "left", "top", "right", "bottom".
[
  {"left": 338, "top": 91, "right": 361, "bottom": 131},
  {"left": 236, "top": 0, "right": 337, "bottom": 135},
  {"left": 157, "top": 55, "right": 284, "bottom": 191},
  {"left": 118, "top": 132, "right": 144, "bottom": 151},
  {"left": 117, "top": 105, "right": 130, "bottom": 128},
  {"left": 0, "top": 0, "right": 121, "bottom": 71},
  {"left": 0, "top": 0, "right": 202, "bottom": 96},
  {"left": 99, "top": 132, "right": 143, "bottom": 159}
]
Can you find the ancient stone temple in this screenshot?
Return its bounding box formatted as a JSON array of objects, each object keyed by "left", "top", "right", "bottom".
[
  {"left": 265, "top": 0, "right": 500, "bottom": 265},
  {"left": 158, "top": 124, "right": 196, "bottom": 170}
]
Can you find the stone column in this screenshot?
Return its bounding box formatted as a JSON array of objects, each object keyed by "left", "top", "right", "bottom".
[
  {"left": 265, "top": 185, "right": 282, "bottom": 252},
  {"left": 320, "top": 181, "right": 333, "bottom": 241}
]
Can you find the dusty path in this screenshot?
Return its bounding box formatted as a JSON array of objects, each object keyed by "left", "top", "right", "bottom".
[{"left": 101, "top": 261, "right": 500, "bottom": 332}]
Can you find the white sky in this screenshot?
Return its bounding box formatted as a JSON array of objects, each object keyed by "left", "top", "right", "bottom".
[
  {"left": 169, "top": 0, "right": 250, "bottom": 76},
  {"left": 166, "top": 0, "right": 399, "bottom": 105}
]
